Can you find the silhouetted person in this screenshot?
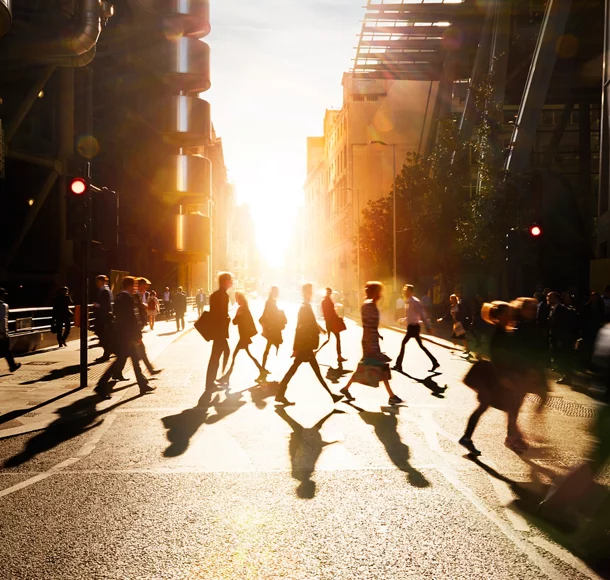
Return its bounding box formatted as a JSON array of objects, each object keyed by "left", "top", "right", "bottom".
[
  {"left": 275, "top": 283, "right": 343, "bottom": 406},
  {"left": 163, "top": 287, "right": 172, "bottom": 319},
  {"left": 548, "top": 292, "right": 578, "bottom": 385},
  {"left": 52, "top": 286, "right": 73, "bottom": 347},
  {"left": 340, "top": 281, "right": 402, "bottom": 406},
  {"left": 174, "top": 286, "right": 187, "bottom": 331},
  {"left": 393, "top": 284, "right": 439, "bottom": 373},
  {"left": 95, "top": 276, "right": 155, "bottom": 398},
  {"left": 219, "top": 292, "right": 264, "bottom": 385},
  {"left": 196, "top": 288, "right": 206, "bottom": 317},
  {"left": 317, "top": 287, "right": 346, "bottom": 364},
  {"left": 0, "top": 288, "right": 20, "bottom": 372},
  {"left": 93, "top": 274, "right": 114, "bottom": 362},
  {"left": 260, "top": 286, "right": 287, "bottom": 373},
  {"left": 147, "top": 290, "right": 160, "bottom": 330},
  {"left": 205, "top": 273, "right": 233, "bottom": 392},
  {"left": 131, "top": 277, "right": 158, "bottom": 375}
]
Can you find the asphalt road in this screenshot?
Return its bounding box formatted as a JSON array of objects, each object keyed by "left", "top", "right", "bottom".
[{"left": 0, "top": 301, "right": 608, "bottom": 579}]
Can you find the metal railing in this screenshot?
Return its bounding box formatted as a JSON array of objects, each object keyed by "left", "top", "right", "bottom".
[{"left": 7, "top": 305, "right": 94, "bottom": 336}]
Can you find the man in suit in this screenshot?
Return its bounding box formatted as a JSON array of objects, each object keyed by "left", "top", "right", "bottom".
[
  {"left": 93, "top": 274, "right": 114, "bottom": 362},
  {"left": 196, "top": 289, "right": 207, "bottom": 318},
  {"left": 205, "top": 273, "right": 233, "bottom": 393},
  {"left": 174, "top": 286, "right": 187, "bottom": 331},
  {"left": 275, "top": 283, "right": 343, "bottom": 406},
  {"left": 317, "top": 287, "right": 347, "bottom": 364},
  {"left": 95, "top": 276, "right": 155, "bottom": 398}
]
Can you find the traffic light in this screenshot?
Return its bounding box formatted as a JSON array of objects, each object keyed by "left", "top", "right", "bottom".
[
  {"left": 528, "top": 224, "right": 542, "bottom": 237},
  {"left": 66, "top": 175, "right": 89, "bottom": 241},
  {"left": 70, "top": 177, "right": 87, "bottom": 195}
]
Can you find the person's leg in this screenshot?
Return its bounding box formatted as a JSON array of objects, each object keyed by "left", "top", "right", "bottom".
[
  {"left": 3, "top": 338, "right": 18, "bottom": 371},
  {"left": 63, "top": 320, "right": 71, "bottom": 344},
  {"left": 308, "top": 355, "right": 336, "bottom": 398},
  {"left": 137, "top": 342, "right": 155, "bottom": 374},
  {"left": 262, "top": 341, "right": 272, "bottom": 370},
  {"left": 221, "top": 345, "right": 241, "bottom": 381},
  {"left": 129, "top": 346, "right": 151, "bottom": 391},
  {"left": 334, "top": 331, "right": 344, "bottom": 361},
  {"left": 394, "top": 333, "right": 410, "bottom": 368},
  {"left": 464, "top": 402, "right": 489, "bottom": 440},
  {"left": 205, "top": 340, "right": 224, "bottom": 391},
  {"left": 414, "top": 331, "right": 439, "bottom": 368},
  {"left": 176, "top": 312, "right": 180, "bottom": 332},
  {"left": 245, "top": 346, "right": 263, "bottom": 371},
  {"left": 277, "top": 357, "right": 303, "bottom": 400},
  {"left": 382, "top": 379, "right": 396, "bottom": 398},
  {"left": 340, "top": 375, "right": 356, "bottom": 398}
]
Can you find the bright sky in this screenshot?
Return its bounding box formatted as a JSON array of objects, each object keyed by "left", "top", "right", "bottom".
[{"left": 206, "top": 1, "right": 362, "bottom": 267}]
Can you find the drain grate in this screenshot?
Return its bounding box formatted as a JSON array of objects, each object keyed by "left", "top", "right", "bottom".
[
  {"left": 23, "top": 361, "right": 59, "bottom": 366},
  {"left": 525, "top": 394, "right": 600, "bottom": 419}
]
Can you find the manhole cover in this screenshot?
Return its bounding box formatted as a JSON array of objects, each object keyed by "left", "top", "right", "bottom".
[{"left": 525, "top": 394, "right": 599, "bottom": 419}]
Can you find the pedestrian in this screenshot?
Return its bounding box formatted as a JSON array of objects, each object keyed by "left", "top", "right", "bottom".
[
  {"left": 93, "top": 274, "right": 114, "bottom": 362},
  {"left": 219, "top": 292, "right": 265, "bottom": 385},
  {"left": 259, "top": 286, "right": 287, "bottom": 373},
  {"left": 163, "top": 287, "right": 172, "bottom": 319},
  {"left": 395, "top": 293, "right": 406, "bottom": 322},
  {"left": 147, "top": 290, "right": 160, "bottom": 330},
  {"left": 438, "top": 294, "right": 471, "bottom": 358},
  {"left": 548, "top": 292, "right": 578, "bottom": 385},
  {"left": 52, "top": 286, "right": 73, "bottom": 347},
  {"left": 581, "top": 292, "right": 605, "bottom": 369},
  {"left": 317, "top": 287, "right": 347, "bottom": 364},
  {"left": 0, "top": 288, "right": 21, "bottom": 372},
  {"left": 393, "top": 284, "right": 439, "bottom": 373},
  {"left": 205, "top": 272, "right": 233, "bottom": 392},
  {"left": 340, "top": 281, "right": 403, "bottom": 406},
  {"left": 275, "top": 283, "right": 343, "bottom": 406},
  {"left": 196, "top": 288, "right": 206, "bottom": 318},
  {"left": 95, "top": 276, "right": 155, "bottom": 398},
  {"left": 174, "top": 286, "right": 187, "bottom": 331},
  {"left": 460, "top": 301, "right": 527, "bottom": 456},
  {"left": 137, "top": 277, "right": 151, "bottom": 329}
]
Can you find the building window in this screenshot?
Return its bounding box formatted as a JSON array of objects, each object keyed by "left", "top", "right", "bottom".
[
  {"left": 365, "top": 95, "right": 379, "bottom": 102},
  {"left": 353, "top": 95, "right": 365, "bottom": 102}
]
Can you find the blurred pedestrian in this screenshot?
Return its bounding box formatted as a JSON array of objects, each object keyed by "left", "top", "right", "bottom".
[
  {"left": 259, "top": 286, "right": 287, "bottom": 373},
  {"left": 52, "top": 286, "right": 73, "bottom": 347},
  {"left": 548, "top": 292, "right": 578, "bottom": 385},
  {"left": 205, "top": 273, "right": 233, "bottom": 392},
  {"left": 581, "top": 292, "right": 605, "bottom": 369},
  {"left": 0, "top": 288, "right": 21, "bottom": 372},
  {"left": 163, "top": 287, "right": 172, "bottom": 319},
  {"left": 147, "top": 290, "right": 160, "bottom": 330},
  {"left": 317, "top": 287, "right": 347, "bottom": 364},
  {"left": 95, "top": 276, "right": 155, "bottom": 398},
  {"left": 219, "top": 292, "right": 264, "bottom": 385},
  {"left": 438, "top": 294, "right": 470, "bottom": 358},
  {"left": 340, "top": 281, "right": 402, "bottom": 406},
  {"left": 393, "top": 284, "right": 439, "bottom": 373},
  {"left": 174, "top": 286, "right": 187, "bottom": 332},
  {"left": 93, "top": 274, "right": 114, "bottom": 362},
  {"left": 196, "top": 288, "right": 206, "bottom": 318},
  {"left": 275, "top": 283, "right": 343, "bottom": 406}
]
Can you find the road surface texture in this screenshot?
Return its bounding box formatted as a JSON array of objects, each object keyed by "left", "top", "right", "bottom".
[{"left": 0, "top": 301, "right": 608, "bottom": 579}]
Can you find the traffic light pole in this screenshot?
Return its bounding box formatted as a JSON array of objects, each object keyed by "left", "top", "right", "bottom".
[{"left": 80, "top": 162, "right": 92, "bottom": 389}]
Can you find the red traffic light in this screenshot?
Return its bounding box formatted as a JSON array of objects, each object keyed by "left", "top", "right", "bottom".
[
  {"left": 70, "top": 177, "right": 87, "bottom": 195},
  {"left": 529, "top": 225, "right": 542, "bottom": 237}
]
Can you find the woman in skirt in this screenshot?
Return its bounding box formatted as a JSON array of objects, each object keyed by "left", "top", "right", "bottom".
[
  {"left": 259, "top": 286, "right": 287, "bottom": 376},
  {"left": 340, "top": 281, "right": 403, "bottom": 406}
]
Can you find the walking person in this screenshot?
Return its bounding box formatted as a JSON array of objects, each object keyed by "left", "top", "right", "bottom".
[
  {"left": 438, "top": 294, "right": 471, "bottom": 358},
  {"left": 163, "top": 287, "right": 172, "bottom": 319},
  {"left": 95, "top": 276, "right": 155, "bottom": 399},
  {"left": 93, "top": 274, "right": 114, "bottom": 362},
  {"left": 52, "top": 287, "right": 73, "bottom": 347},
  {"left": 205, "top": 273, "right": 233, "bottom": 392},
  {"left": 196, "top": 288, "right": 207, "bottom": 317},
  {"left": 259, "top": 286, "right": 287, "bottom": 373},
  {"left": 393, "top": 284, "right": 439, "bottom": 373},
  {"left": 0, "top": 288, "right": 21, "bottom": 372},
  {"left": 340, "top": 282, "right": 402, "bottom": 406},
  {"left": 147, "top": 290, "right": 160, "bottom": 330},
  {"left": 275, "top": 283, "right": 343, "bottom": 406},
  {"left": 134, "top": 278, "right": 159, "bottom": 375},
  {"left": 219, "top": 292, "right": 265, "bottom": 385},
  {"left": 548, "top": 292, "right": 578, "bottom": 385},
  {"left": 174, "top": 286, "right": 187, "bottom": 332},
  {"left": 317, "top": 287, "right": 347, "bottom": 364}
]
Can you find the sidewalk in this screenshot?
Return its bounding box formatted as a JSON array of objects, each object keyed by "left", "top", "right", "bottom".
[{"left": 0, "top": 315, "right": 198, "bottom": 438}]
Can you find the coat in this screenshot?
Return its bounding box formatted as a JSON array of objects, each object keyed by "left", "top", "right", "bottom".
[
  {"left": 173, "top": 292, "right": 187, "bottom": 316},
  {"left": 114, "top": 291, "right": 142, "bottom": 348},
  {"left": 208, "top": 289, "right": 230, "bottom": 341},
  {"left": 260, "top": 298, "right": 286, "bottom": 347},
  {"left": 293, "top": 302, "right": 321, "bottom": 353}
]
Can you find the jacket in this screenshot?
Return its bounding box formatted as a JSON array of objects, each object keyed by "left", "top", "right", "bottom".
[
  {"left": 208, "top": 289, "right": 230, "bottom": 340},
  {"left": 114, "top": 291, "right": 142, "bottom": 345},
  {"left": 173, "top": 292, "right": 187, "bottom": 316},
  {"left": 293, "top": 302, "right": 321, "bottom": 353},
  {"left": 52, "top": 294, "right": 73, "bottom": 321},
  {"left": 233, "top": 305, "right": 258, "bottom": 340}
]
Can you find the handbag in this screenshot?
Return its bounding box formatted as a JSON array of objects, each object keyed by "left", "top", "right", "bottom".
[
  {"left": 194, "top": 311, "right": 214, "bottom": 342},
  {"left": 453, "top": 321, "right": 466, "bottom": 338},
  {"left": 50, "top": 320, "right": 58, "bottom": 334}
]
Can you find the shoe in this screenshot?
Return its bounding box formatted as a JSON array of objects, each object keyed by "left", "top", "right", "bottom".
[
  {"left": 139, "top": 384, "right": 156, "bottom": 395},
  {"left": 339, "top": 387, "right": 354, "bottom": 401},
  {"left": 459, "top": 436, "right": 481, "bottom": 456},
  {"left": 274, "top": 395, "right": 294, "bottom": 405},
  {"left": 150, "top": 369, "right": 163, "bottom": 376},
  {"left": 9, "top": 363, "right": 21, "bottom": 373},
  {"left": 430, "top": 362, "right": 440, "bottom": 372},
  {"left": 337, "top": 356, "right": 347, "bottom": 363},
  {"left": 111, "top": 375, "right": 128, "bottom": 381},
  {"left": 255, "top": 371, "right": 269, "bottom": 383},
  {"left": 391, "top": 364, "right": 403, "bottom": 373},
  {"left": 331, "top": 393, "right": 343, "bottom": 404},
  {"left": 460, "top": 351, "right": 471, "bottom": 359},
  {"left": 556, "top": 376, "right": 571, "bottom": 386},
  {"left": 388, "top": 395, "right": 403, "bottom": 406},
  {"left": 94, "top": 386, "right": 111, "bottom": 400}
]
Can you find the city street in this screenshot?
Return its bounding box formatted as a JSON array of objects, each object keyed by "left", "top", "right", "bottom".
[{"left": 0, "top": 304, "right": 608, "bottom": 579}]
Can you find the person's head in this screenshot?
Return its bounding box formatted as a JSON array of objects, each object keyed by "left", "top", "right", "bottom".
[
  {"left": 59, "top": 286, "right": 69, "bottom": 296},
  {"left": 325, "top": 287, "right": 332, "bottom": 297},
  {"left": 547, "top": 292, "right": 561, "bottom": 306},
  {"left": 402, "top": 284, "right": 414, "bottom": 299},
  {"left": 269, "top": 286, "right": 279, "bottom": 300},
  {"left": 302, "top": 283, "right": 313, "bottom": 302},
  {"left": 151, "top": 290, "right": 157, "bottom": 297},
  {"left": 482, "top": 301, "right": 512, "bottom": 328},
  {"left": 235, "top": 291, "right": 248, "bottom": 307},
  {"left": 365, "top": 281, "right": 384, "bottom": 302},
  {"left": 590, "top": 291, "right": 602, "bottom": 305},
  {"left": 138, "top": 278, "right": 150, "bottom": 292},
  {"left": 0, "top": 288, "right": 6, "bottom": 301},
  {"left": 218, "top": 272, "right": 233, "bottom": 291},
  {"left": 512, "top": 297, "right": 537, "bottom": 322},
  {"left": 96, "top": 274, "right": 108, "bottom": 289},
  {"left": 449, "top": 294, "right": 458, "bottom": 306},
  {"left": 165, "top": 287, "right": 170, "bottom": 293},
  {"left": 561, "top": 291, "right": 573, "bottom": 306},
  {"left": 122, "top": 276, "right": 136, "bottom": 293}
]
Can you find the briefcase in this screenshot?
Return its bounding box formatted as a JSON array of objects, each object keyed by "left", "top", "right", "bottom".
[{"left": 194, "top": 311, "right": 213, "bottom": 342}]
